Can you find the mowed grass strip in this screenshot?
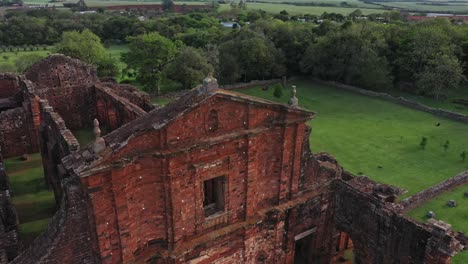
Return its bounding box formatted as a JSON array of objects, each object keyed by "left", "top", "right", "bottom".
[
  {"left": 235, "top": 79, "right": 468, "bottom": 197},
  {"left": 4, "top": 153, "right": 55, "bottom": 246}
]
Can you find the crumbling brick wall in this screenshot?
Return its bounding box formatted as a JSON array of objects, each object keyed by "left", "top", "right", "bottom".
[
  {"left": 334, "top": 177, "right": 464, "bottom": 264},
  {"left": 25, "top": 55, "right": 98, "bottom": 130},
  {"left": 98, "top": 82, "right": 154, "bottom": 112},
  {"left": 0, "top": 75, "right": 20, "bottom": 99},
  {"left": 38, "top": 100, "right": 80, "bottom": 201},
  {"left": 95, "top": 84, "right": 147, "bottom": 132},
  {"left": 10, "top": 177, "right": 99, "bottom": 264},
  {"left": 0, "top": 108, "right": 35, "bottom": 158},
  {"left": 0, "top": 76, "right": 39, "bottom": 159}
]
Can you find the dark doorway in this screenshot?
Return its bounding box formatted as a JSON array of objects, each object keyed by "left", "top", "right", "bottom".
[{"left": 294, "top": 229, "right": 315, "bottom": 264}]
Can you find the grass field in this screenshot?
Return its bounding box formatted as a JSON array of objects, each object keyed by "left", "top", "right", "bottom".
[
  {"left": 376, "top": 1, "right": 468, "bottom": 14},
  {"left": 236, "top": 79, "right": 468, "bottom": 197},
  {"left": 236, "top": 79, "right": 468, "bottom": 262},
  {"left": 4, "top": 153, "right": 55, "bottom": 246},
  {"left": 0, "top": 49, "right": 51, "bottom": 71},
  {"left": 219, "top": 3, "right": 381, "bottom": 15}
]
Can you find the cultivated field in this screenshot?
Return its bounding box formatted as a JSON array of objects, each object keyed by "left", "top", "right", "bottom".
[{"left": 219, "top": 3, "right": 381, "bottom": 15}]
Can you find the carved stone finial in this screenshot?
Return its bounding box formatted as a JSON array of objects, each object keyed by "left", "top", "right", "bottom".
[
  {"left": 200, "top": 73, "right": 218, "bottom": 93},
  {"left": 288, "top": 85, "right": 299, "bottom": 108},
  {"left": 93, "top": 118, "right": 101, "bottom": 138},
  {"left": 93, "top": 118, "right": 105, "bottom": 154}
]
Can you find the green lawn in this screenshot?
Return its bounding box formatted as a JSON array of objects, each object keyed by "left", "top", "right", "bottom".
[
  {"left": 4, "top": 153, "right": 55, "bottom": 246},
  {"left": 72, "top": 128, "right": 96, "bottom": 147},
  {"left": 235, "top": 79, "right": 468, "bottom": 197},
  {"left": 0, "top": 49, "right": 51, "bottom": 72},
  {"left": 236, "top": 79, "right": 468, "bottom": 262}
]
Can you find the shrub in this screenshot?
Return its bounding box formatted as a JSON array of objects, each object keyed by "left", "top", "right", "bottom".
[
  {"left": 273, "top": 84, "right": 283, "bottom": 98},
  {"left": 420, "top": 137, "right": 428, "bottom": 149}
]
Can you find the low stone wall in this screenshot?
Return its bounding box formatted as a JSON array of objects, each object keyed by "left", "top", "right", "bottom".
[
  {"left": 220, "top": 79, "right": 281, "bottom": 90},
  {"left": 399, "top": 171, "right": 468, "bottom": 212},
  {"left": 316, "top": 79, "right": 468, "bottom": 124}
]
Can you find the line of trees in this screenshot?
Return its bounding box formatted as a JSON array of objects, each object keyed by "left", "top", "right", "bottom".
[{"left": 2, "top": 8, "right": 468, "bottom": 99}]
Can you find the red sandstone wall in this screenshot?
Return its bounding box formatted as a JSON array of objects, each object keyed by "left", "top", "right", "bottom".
[
  {"left": 95, "top": 85, "right": 147, "bottom": 132},
  {"left": 0, "top": 74, "right": 20, "bottom": 99},
  {"left": 0, "top": 108, "right": 34, "bottom": 158},
  {"left": 82, "top": 94, "right": 323, "bottom": 263},
  {"left": 25, "top": 55, "right": 98, "bottom": 130}
]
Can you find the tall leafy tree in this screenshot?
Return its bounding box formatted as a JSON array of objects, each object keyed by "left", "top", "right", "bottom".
[
  {"left": 218, "top": 29, "right": 285, "bottom": 84},
  {"left": 397, "top": 19, "right": 464, "bottom": 99},
  {"left": 54, "top": 29, "right": 118, "bottom": 77},
  {"left": 165, "top": 47, "right": 213, "bottom": 89},
  {"left": 122, "top": 32, "right": 178, "bottom": 94},
  {"left": 301, "top": 22, "right": 393, "bottom": 90}
]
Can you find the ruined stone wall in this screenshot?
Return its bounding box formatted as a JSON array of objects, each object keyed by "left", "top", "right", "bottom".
[
  {"left": 25, "top": 55, "right": 98, "bottom": 130},
  {"left": 334, "top": 177, "right": 463, "bottom": 264},
  {"left": 95, "top": 85, "right": 147, "bottom": 132},
  {"left": 98, "top": 82, "right": 154, "bottom": 112},
  {"left": 0, "top": 75, "right": 20, "bottom": 99},
  {"left": 0, "top": 107, "right": 37, "bottom": 158},
  {"left": 38, "top": 100, "right": 80, "bottom": 201},
  {"left": 0, "top": 76, "right": 40, "bottom": 159},
  {"left": 399, "top": 171, "right": 468, "bottom": 212},
  {"left": 84, "top": 89, "right": 355, "bottom": 264}
]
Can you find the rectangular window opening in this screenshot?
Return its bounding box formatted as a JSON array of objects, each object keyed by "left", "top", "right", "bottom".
[{"left": 203, "top": 176, "right": 225, "bottom": 217}]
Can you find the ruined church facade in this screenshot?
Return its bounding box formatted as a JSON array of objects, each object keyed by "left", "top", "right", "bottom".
[{"left": 0, "top": 56, "right": 465, "bottom": 263}]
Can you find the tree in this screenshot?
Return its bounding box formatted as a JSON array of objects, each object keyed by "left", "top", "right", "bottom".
[
  {"left": 414, "top": 55, "right": 464, "bottom": 100},
  {"left": 162, "top": 0, "right": 174, "bottom": 11},
  {"left": 349, "top": 9, "right": 363, "bottom": 18},
  {"left": 54, "top": 29, "right": 117, "bottom": 77},
  {"left": 273, "top": 84, "right": 283, "bottom": 98},
  {"left": 218, "top": 29, "right": 286, "bottom": 84},
  {"left": 397, "top": 20, "right": 464, "bottom": 99},
  {"left": 14, "top": 53, "right": 45, "bottom": 73},
  {"left": 96, "top": 55, "right": 119, "bottom": 78},
  {"left": 165, "top": 47, "right": 213, "bottom": 90},
  {"left": 300, "top": 22, "right": 392, "bottom": 90},
  {"left": 122, "top": 32, "right": 178, "bottom": 94}
]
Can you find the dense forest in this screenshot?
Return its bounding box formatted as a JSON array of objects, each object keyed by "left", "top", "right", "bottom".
[{"left": 0, "top": 8, "right": 467, "bottom": 99}]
